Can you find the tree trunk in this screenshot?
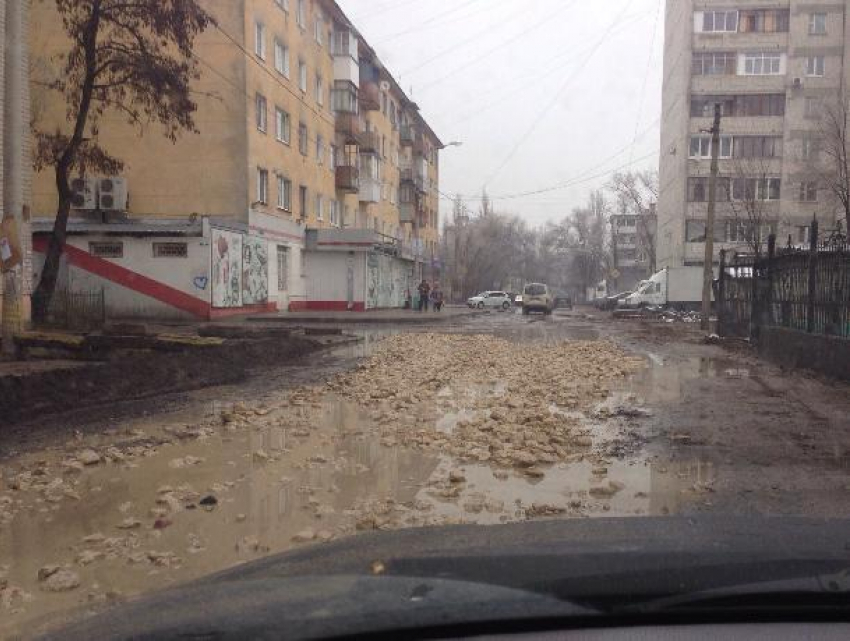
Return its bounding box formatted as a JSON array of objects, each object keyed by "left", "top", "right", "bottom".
[{"left": 31, "top": 164, "right": 72, "bottom": 324}]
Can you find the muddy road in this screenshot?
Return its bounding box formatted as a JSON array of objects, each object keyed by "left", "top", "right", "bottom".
[{"left": 2, "top": 309, "right": 850, "bottom": 638}]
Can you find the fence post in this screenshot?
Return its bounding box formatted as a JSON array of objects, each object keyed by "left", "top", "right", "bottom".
[
  {"left": 807, "top": 218, "right": 818, "bottom": 333},
  {"left": 717, "top": 249, "right": 726, "bottom": 336},
  {"left": 766, "top": 234, "right": 775, "bottom": 328}
]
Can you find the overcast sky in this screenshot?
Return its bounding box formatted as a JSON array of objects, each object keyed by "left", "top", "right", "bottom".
[{"left": 337, "top": 0, "right": 665, "bottom": 229}]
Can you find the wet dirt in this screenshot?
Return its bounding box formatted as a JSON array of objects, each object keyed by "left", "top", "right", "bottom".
[{"left": 2, "top": 308, "right": 850, "bottom": 637}]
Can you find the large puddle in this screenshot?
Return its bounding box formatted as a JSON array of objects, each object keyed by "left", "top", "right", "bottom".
[{"left": 0, "top": 323, "right": 726, "bottom": 637}]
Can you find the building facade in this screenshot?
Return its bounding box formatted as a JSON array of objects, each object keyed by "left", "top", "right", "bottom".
[
  {"left": 658, "top": 0, "right": 850, "bottom": 269},
  {"left": 610, "top": 205, "right": 657, "bottom": 292},
  {"left": 28, "top": 0, "right": 441, "bottom": 319}
]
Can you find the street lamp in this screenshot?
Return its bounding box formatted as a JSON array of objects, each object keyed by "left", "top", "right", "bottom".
[{"left": 444, "top": 141, "right": 463, "bottom": 148}]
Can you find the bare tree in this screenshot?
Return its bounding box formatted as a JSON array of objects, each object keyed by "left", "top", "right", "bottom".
[
  {"left": 607, "top": 170, "right": 658, "bottom": 272},
  {"left": 727, "top": 157, "right": 778, "bottom": 257},
  {"left": 31, "top": 0, "right": 214, "bottom": 322},
  {"left": 815, "top": 94, "right": 850, "bottom": 231}
]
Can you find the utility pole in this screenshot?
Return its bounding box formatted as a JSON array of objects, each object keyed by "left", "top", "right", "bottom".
[
  {"left": 2, "top": 0, "right": 29, "bottom": 354},
  {"left": 701, "top": 103, "right": 722, "bottom": 331}
]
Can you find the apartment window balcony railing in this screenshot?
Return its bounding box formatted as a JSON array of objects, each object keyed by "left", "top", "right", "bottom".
[
  {"left": 359, "top": 130, "right": 380, "bottom": 153},
  {"left": 359, "top": 81, "right": 380, "bottom": 111},
  {"left": 331, "top": 30, "right": 358, "bottom": 59},
  {"left": 400, "top": 124, "right": 416, "bottom": 146},
  {"left": 335, "top": 165, "right": 359, "bottom": 193},
  {"left": 332, "top": 81, "right": 358, "bottom": 114},
  {"left": 335, "top": 112, "right": 360, "bottom": 144},
  {"left": 400, "top": 167, "right": 425, "bottom": 193}
]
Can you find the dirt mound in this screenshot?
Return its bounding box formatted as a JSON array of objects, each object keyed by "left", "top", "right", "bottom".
[{"left": 0, "top": 337, "right": 317, "bottom": 426}]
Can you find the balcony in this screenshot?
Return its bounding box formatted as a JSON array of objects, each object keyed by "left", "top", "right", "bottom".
[
  {"left": 401, "top": 167, "right": 425, "bottom": 193},
  {"left": 332, "top": 31, "right": 359, "bottom": 85},
  {"left": 359, "top": 81, "right": 380, "bottom": 111},
  {"left": 331, "top": 81, "right": 359, "bottom": 115},
  {"left": 400, "top": 124, "right": 416, "bottom": 146},
  {"left": 335, "top": 165, "right": 359, "bottom": 193},
  {"left": 359, "top": 177, "right": 380, "bottom": 203},
  {"left": 359, "top": 130, "right": 380, "bottom": 153},
  {"left": 335, "top": 112, "right": 360, "bottom": 144}
]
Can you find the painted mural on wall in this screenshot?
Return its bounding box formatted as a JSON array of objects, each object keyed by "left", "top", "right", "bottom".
[
  {"left": 367, "top": 252, "right": 411, "bottom": 309},
  {"left": 242, "top": 236, "right": 269, "bottom": 305},
  {"left": 212, "top": 229, "right": 243, "bottom": 308}
]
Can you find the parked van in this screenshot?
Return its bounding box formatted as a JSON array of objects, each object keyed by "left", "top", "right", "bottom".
[{"left": 522, "top": 283, "right": 554, "bottom": 315}]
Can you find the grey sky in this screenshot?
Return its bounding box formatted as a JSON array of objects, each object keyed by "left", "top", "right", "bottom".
[{"left": 337, "top": 0, "right": 665, "bottom": 228}]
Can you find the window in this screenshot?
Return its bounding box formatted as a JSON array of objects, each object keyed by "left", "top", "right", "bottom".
[
  {"left": 277, "top": 245, "right": 289, "bottom": 291},
  {"left": 315, "top": 74, "right": 324, "bottom": 106},
  {"left": 688, "top": 177, "right": 731, "bottom": 202},
  {"left": 691, "top": 94, "right": 785, "bottom": 118},
  {"left": 152, "top": 242, "right": 188, "bottom": 258},
  {"left": 277, "top": 175, "right": 292, "bottom": 211},
  {"left": 315, "top": 194, "right": 324, "bottom": 221},
  {"left": 276, "top": 0, "right": 289, "bottom": 10},
  {"left": 256, "top": 168, "right": 269, "bottom": 204},
  {"left": 734, "top": 136, "right": 782, "bottom": 159},
  {"left": 739, "top": 9, "right": 789, "bottom": 33},
  {"left": 700, "top": 10, "right": 738, "bottom": 33},
  {"left": 298, "top": 122, "right": 308, "bottom": 155},
  {"left": 685, "top": 220, "right": 725, "bottom": 243},
  {"left": 689, "top": 135, "right": 732, "bottom": 159},
  {"left": 254, "top": 22, "right": 266, "bottom": 59},
  {"left": 797, "top": 225, "right": 812, "bottom": 244},
  {"left": 800, "top": 181, "right": 818, "bottom": 202},
  {"left": 725, "top": 221, "right": 776, "bottom": 243},
  {"left": 742, "top": 52, "right": 783, "bottom": 75},
  {"left": 296, "top": 0, "right": 305, "bottom": 28},
  {"left": 692, "top": 52, "right": 736, "bottom": 76},
  {"left": 806, "top": 55, "right": 825, "bottom": 77},
  {"left": 801, "top": 136, "right": 819, "bottom": 160},
  {"left": 274, "top": 39, "right": 290, "bottom": 77},
  {"left": 298, "top": 60, "right": 307, "bottom": 92},
  {"left": 329, "top": 144, "right": 337, "bottom": 169},
  {"left": 732, "top": 177, "right": 781, "bottom": 201},
  {"left": 805, "top": 96, "right": 821, "bottom": 118},
  {"left": 809, "top": 12, "right": 827, "bottom": 35},
  {"left": 275, "top": 107, "right": 290, "bottom": 144},
  {"left": 314, "top": 13, "right": 323, "bottom": 45},
  {"left": 89, "top": 241, "right": 123, "bottom": 258},
  {"left": 332, "top": 80, "right": 358, "bottom": 113},
  {"left": 316, "top": 134, "right": 324, "bottom": 165},
  {"left": 255, "top": 93, "right": 267, "bottom": 132},
  {"left": 329, "top": 200, "right": 339, "bottom": 226},
  {"left": 299, "top": 185, "right": 308, "bottom": 218}
]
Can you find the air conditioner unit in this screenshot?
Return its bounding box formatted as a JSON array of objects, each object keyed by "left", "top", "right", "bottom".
[
  {"left": 70, "top": 177, "right": 97, "bottom": 210},
  {"left": 98, "top": 177, "right": 128, "bottom": 211}
]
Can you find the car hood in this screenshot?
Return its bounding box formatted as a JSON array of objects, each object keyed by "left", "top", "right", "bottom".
[{"left": 46, "top": 517, "right": 850, "bottom": 640}]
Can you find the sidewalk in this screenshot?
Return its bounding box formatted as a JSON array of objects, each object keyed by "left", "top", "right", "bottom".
[{"left": 246, "top": 306, "right": 482, "bottom": 325}]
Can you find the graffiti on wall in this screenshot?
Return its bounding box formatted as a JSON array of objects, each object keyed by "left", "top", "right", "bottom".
[
  {"left": 242, "top": 236, "right": 268, "bottom": 305},
  {"left": 212, "top": 229, "right": 242, "bottom": 308},
  {"left": 367, "top": 252, "right": 411, "bottom": 309}
]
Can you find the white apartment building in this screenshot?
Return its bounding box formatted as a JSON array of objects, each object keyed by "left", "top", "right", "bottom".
[{"left": 658, "top": 1, "right": 850, "bottom": 268}]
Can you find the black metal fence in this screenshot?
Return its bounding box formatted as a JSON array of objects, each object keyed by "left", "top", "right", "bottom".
[
  {"left": 717, "top": 220, "right": 850, "bottom": 340},
  {"left": 32, "top": 288, "right": 106, "bottom": 331}
]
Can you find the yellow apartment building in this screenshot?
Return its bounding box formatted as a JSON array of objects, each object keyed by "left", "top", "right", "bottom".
[{"left": 28, "top": 0, "right": 443, "bottom": 318}]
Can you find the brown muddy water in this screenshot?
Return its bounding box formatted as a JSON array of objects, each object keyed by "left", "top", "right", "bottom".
[{"left": 0, "top": 317, "right": 729, "bottom": 638}]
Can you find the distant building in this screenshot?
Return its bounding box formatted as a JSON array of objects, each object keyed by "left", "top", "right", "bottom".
[
  {"left": 610, "top": 204, "right": 657, "bottom": 292},
  {"left": 28, "top": 0, "right": 441, "bottom": 318},
  {"left": 657, "top": 0, "right": 849, "bottom": 269}
]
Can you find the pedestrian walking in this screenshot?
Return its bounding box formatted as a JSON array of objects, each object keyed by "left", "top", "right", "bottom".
[
  {"left": 417, "top": 280, "right": 430, "bottom": 312},
  {"left": 431, "top": 284, "right": 444, "bottom": 312}
]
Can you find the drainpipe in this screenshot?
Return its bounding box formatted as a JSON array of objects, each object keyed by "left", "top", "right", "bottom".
[{"left": 2, "top": 0, "right": 28, "bottom": 354}]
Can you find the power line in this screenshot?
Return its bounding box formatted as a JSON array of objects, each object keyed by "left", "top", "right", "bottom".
[
  {"left": 481, "top": 0, "right": 637, "bottom": 188},
  {"left": 434, "top": 11, "right": 648, "bottom": 129},
  {"left": 415, "top": 0, "right": 580, "bottom": 92},
  {"left": 398, "top": 0, "right": 524, "bottom": 76},
  {"left": 374, "top": 0, "right": 483, "bottom": 45},
  {"left": 212, "top": 23, "right": 336, "bottom": 130},
  {"left": 347, "top": 0, "right": 421, "bottom": 23},
  {"left": 628, "top": 0, "right": 662, "bottom": 164}
]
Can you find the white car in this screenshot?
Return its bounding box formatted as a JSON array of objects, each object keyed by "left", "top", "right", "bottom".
[{"left": 467, "top": 291, "right": 513, "bottom": 310}]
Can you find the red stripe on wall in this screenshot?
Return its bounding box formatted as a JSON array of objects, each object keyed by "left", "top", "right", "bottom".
[
  {"left": 302, "top": 301, "right": 366, "bottom": 312},
  {"left": 33, "top": 237, "right": 211, "bottom": 318}
]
